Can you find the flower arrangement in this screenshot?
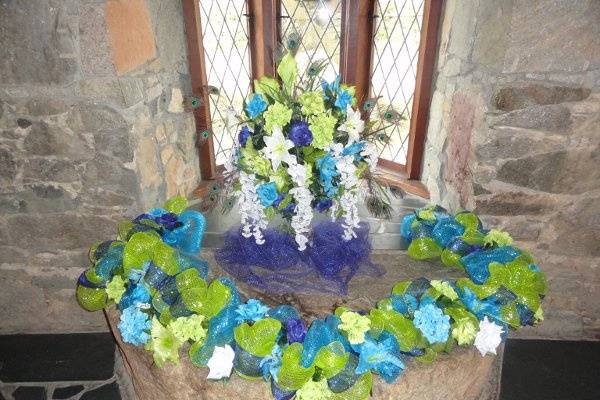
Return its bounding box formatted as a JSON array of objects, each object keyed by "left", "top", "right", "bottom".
[
  {"left": 75, "top": 198, "right": 546, "bottom": 399},
  {"left": 216, "top": 46, "right": 402, "bottom": 251}
]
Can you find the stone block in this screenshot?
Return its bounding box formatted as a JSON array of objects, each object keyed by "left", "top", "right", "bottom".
[
  {"left": 0, "top": 147, "right": 17, "bottom": 185},
  {"left": 22, "top": 158, "right": 81, "bottom": 183},
  {"left": 4, "top": 213, "right": 116, "bottom": 252},
  {"left": 105, "top": 0, "right": 157, "bottom": 75},
  {"left": 496, "top": 149, "right": 600, "bottom": 194},
  {"left": 493, "top": 84, "right": 591, "bottom": 112},
  {"left": 492, "top": 104, "right": 571, "bottom": 132},
  {"left": 503, "top": 0, "right": 600, "bottom": 73},
  {"left": 67, "top": 103, "right": 129, "bottom": 132},
  {"left": 83, "top": 153, "right": 138, "bottom": 196},
  {"left": 475, "top": 127, "right": 566, "bottom": 161},
  {"left": 548, "top": 195, "right": 600, "bottom": 258},
  {"left": 475, "top": 190, "right": 558, "bottom": 216},
  {"left": 3, "top": 184, "right": 80, "bottom": 214},
  {"left": 93, "top": 131, "right": 134, "bottom": 163},
  {"left": 23, "top": 121, "right": 94, "bottom": 160},
  {"left": 0, "top": 0, "right": 78, "bottom": 84},
  {"left": 79, "top": 3, "right": 116, "bottom": 76},
  {"left": 79, "top": 79, "right": 145, "bottom": 108}
]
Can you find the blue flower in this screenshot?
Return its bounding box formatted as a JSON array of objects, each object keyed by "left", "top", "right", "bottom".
[
  {"left": 238, "top": 126, "right": 252, "bottom": 146},
  {"left": 413, "top": 301, "right": 451, "bottom": 344},
  {"left": 245, "top": 94, "right": 268, "bottom": 119},
  {"left": 118, "top": 306, "right": 151, "bottom": 346},
  {"left": 321, "top": 75, "right": 341, "bottom": 98},
  {"left": 235, "top": 299, "right": 270, "bottom": 323},
  {"left": 335, "top": 89, "right": 353, "bottom": 111},
  {"left": 119, "top": 283, "right": 151, "bottom": 310},
  {"left": 272, "top": 193, "right": 285, "bottom": 208},
  {"left": 314, "top": 198, "right": 333, "bottom": 213},
  {"left": 256, "top": 182, "right": 278, "bottom": 207},
  {"left": 316, "top": 154, "right": 338, "bottom": 198},
  {"left": 288, "top": 120, "right": 313, "bottom": 146},
  {"left": 260, "top": 344, "right": 283, "bottom": 382},
  {"left": 282, "top": 202, "right": 296, "bottom": 215},
  {"left": 354, "top": 332, "right": 404, "bottom": 383},
  {"left": 286, "top": 318, "right": 307, "bottom": 343}
]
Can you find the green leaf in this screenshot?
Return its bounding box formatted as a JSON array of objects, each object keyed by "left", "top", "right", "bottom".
[
  {"left": 254, "top": 77, "right": 282, "bottom": 102},
  {"left": 277, "top": 51, "right": 298, "bottom": 95}
]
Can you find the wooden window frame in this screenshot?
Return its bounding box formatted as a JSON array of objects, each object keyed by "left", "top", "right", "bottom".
[{"left": 184, "top": 0, "right": 443, "bottom": 199}]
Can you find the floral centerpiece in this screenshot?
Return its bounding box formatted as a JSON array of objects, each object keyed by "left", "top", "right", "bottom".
[{"left": 215, "top": 46, "right": 401, "bottom": 252}]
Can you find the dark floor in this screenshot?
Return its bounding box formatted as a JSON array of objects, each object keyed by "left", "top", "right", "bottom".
[{"left": 0, "top": 334, "right": 598, "bottom": 400}]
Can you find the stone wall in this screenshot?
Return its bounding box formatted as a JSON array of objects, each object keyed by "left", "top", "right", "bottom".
[
  {"left": 421, "top": 0, "right": 600, "bottom": 340},
  {"left": 0, "top": 0, "right": 199, "bottom": 333}
]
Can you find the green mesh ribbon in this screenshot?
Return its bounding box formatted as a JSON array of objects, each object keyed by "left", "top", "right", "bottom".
[
  {"left": 234, "top": 318, "right": 282, "bottom": 357},
  {"left": 331, "top": 371, "right": 373, "bottom": 400},
  {"left": 277, "top": 343, "right": 316, "bottom": 391},
  {"left": 76, "top": 284, "right": 107, "bottom": 312},
  {"left": 122, "top": 232, "right": 178, "bottom": 276},
  {"left": 407, "top": 237, "right": 442, "bottom": 260},
  {"left": 314, "top": 341, "right": 349, "bottom": 379},
  {"left": 372, "top": 309, "right": 422, "bottom": 352}
]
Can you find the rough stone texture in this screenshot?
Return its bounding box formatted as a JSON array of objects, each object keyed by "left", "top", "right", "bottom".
[
  {"left": 106, "top": 252, "right": 502, "bottom": 400},
  {"left": 0, "top": 0, "right": 199, "bottom": 334},
  {"left": 420, "top": 0, "right": 600, "bottom": 340}
]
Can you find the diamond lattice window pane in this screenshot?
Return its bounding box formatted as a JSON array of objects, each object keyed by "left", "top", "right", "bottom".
[
  {"left": 280, "top": 0, "right": 342, "bottom": 83},
  {"left": 371, "top": 0, "right": 424, "bottom": 165},
  {"left": 200, "top": 0, "right": 252, "bottom": 165}
]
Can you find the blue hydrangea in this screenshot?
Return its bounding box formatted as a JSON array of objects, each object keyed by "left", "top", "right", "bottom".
[
  {"left": 245, "top": 93, "right": 268, "bottom": 119},
  {"left": 413, "top": 301, "right": 450, "bottom": 344},
  {"left": 288, "top": 120, "right": 313, "bottom": 146},
  {"left": 235, "top": 299, "right": 270, "bottom": 323},
  {"left": 118, "top": 306, "right": 151, "bottom": 346},
  {"left": 119, "top": 283, "right": 151, "bottom": 310},
  {"left": 316, "top": 154, "right": 338, "bottom": 198},
  {"left": 256, "top": 182, "right": 278, "bottom": 207},
  {"left": 259, "top": 344, "right": 283, "bottom": 381},
  {"left": 335, "top": 89, "right": 353, "bottom": 111},
  {"left": 354, "top": 332, "right": 404, "bottom": 383}
]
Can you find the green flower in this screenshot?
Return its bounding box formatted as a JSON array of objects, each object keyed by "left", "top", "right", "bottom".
[
  {"left": 299, "top": 91, "right": 325, "bottom": 116},
  {"left": 339, "top": 311, "right": 371, "bottom": 345},
  {"left": 106, "top": 275, "right": 126, "bottom": 303},
  {"left": 484, "top": 229, "right": 513, "bottom": 247},
  {"left": 296, "top": 378, "right": 333, "bottom": 400},
  {"left": 264, "top": 102, "right": 293, "bottom": 133},
  {"left": 168, "top": 314, "right": 206, "bottom": 343},
  {"left": 147, "top": 317, "right": 182, "bottom": 367},
  {"left": 451, "top": 319, "right": 478, "bottom": 346},
  {"left": 430, "top": 280, "right": 458, "bottom": 301},
  {"left": 309, "top": 112, "right": 337, "bottom": 149}
]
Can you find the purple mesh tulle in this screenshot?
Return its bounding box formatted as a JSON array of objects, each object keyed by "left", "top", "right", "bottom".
[{"left": 215, "top": 221, "right": 382, "bottom": 295}]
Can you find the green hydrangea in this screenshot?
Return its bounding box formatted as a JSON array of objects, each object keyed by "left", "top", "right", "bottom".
[
  {"left": 339, "top": 311, "right": 371, "bottom": 344},
  {"left": 296, "top": 378, "right": 333, "bottom": 400},
  {"left": 106, "top": 275, "right": 126, "bottom": 303},
  {"left": 299, "top": 91, "right": 325, "bottom": 116},
  {"left": 451, "top": 319, "right": 478, "bottom": 346},
  {"left": 309, "top": 112, "right": 337, "bottom": 149},
  {"left": 168, "top": 315, "right": 206, "bottom": 343},
  {"left": 264, "top": 102, "right": 293, "bottom": 133},
  {"left": 484, "top": 229, "right": 513, "bottom": 247}
]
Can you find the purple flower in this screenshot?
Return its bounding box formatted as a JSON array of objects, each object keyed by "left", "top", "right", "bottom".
[
  {"left": 155, "top": 212, "right": 180, "bottom": 230},
  {"left": 286, "top": 318, "right": 307, "bottom": 343},
  {"left": 238, "top": 126, "right": 251, "bottom": 146},
  {"left": 272, "top": 193, "right": 285, "bottom": 208},
  {"left": 288, "top": 120, "right": 313, "bottom": 146},
  {"left": 314, "top": 198, "right": 332, "bottom": 212},
  {"left": 282, "top": 202, "right": 296, "bottom": 215}
]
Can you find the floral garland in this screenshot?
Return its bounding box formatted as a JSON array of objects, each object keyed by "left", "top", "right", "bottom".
[
  {"left": 76, "top": 198, "right": 546, "bottom": 400},
  {"left": 212, "top": 44, "right": 403, "bottom": 251}
]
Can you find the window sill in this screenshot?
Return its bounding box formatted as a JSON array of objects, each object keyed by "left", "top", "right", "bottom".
[
  {"left": 375, "top": 167, "right": 430, "bottom": 199},
  {"left": 192, "top": 168, "right": 430, "bottom": 201}
]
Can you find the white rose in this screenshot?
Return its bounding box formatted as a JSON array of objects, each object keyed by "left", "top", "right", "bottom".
[
  {"left": 206, "top": 344, "right": 235, "bottom": 380},
  {"left": 474, "top": 317, "right": 504, "bottom": 356}
]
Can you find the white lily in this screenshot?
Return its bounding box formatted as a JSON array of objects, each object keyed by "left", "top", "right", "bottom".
[
  {"left": 262, "top": 125, "right": 294, "bottom": 171},
  {"left": 206, "top": 344, "right": 235, "bottom": 380},
  {"left": 339, "top": 105, "right": 365, "bottom": 143},
  {"left": 474, "top": 317, "right": 504, "bottom": 356}
]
